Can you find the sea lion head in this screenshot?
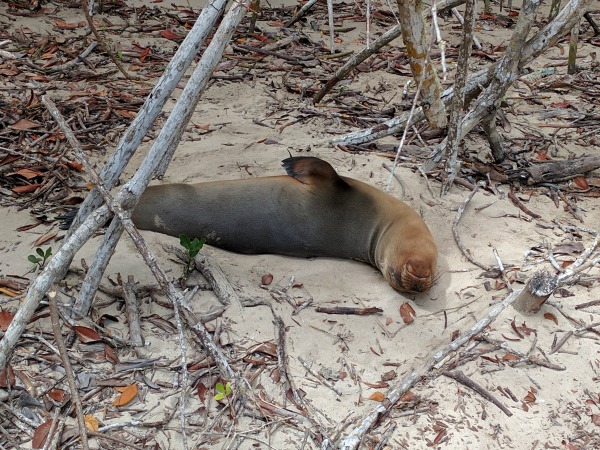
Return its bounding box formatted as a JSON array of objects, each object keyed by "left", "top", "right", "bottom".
[{"left": 381, "top": 237, "right": 437, "bottom": 294}]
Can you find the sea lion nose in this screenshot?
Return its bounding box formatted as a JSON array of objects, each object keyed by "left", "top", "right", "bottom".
[{"left": 405, "top": 259, "right": 431, "bottom": 279}]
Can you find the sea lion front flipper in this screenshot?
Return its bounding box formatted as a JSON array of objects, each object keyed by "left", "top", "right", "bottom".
[{"left": 281, "top": 157, "right": 349, "bottom": 188}]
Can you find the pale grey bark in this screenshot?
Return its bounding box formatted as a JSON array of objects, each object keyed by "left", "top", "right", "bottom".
[
  {"left": 74, "top": 0, "right": 252, "bottom": 317},
  {"left": 396, "top": 0, "right": 447, "bottom": 129},
  {"left": 441, "top": 0, "right": 476, "bottom": 195},
  {"left": 313, "top": 0, "right": 465, "bottom": 103},
  {"left": 332, "top": 0, "right": 591, "bottom": 147},
  {"left": 0, "top": 0, "right": 252, "bottom": 372},
  {"left": 68, "top": 0, "right": 229, "bottom": 234}
]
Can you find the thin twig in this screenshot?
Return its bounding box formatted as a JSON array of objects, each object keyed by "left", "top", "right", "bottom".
[
  {"left": 48, "top": 288, "right": 90, "bottom": 450},
  {"left": 452, "top": 186, "right": 494, "bottom": 271},
  {"left": 442, "top": 370, "right": 512, "bottom": 416}
]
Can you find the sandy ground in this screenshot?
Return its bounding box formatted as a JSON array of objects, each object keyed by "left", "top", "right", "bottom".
[{"left": 1, "top": 1, "right": 600, "bottom": 449}]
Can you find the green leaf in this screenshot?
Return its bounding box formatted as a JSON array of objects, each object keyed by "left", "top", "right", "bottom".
[
  {"left": 36, "top": 247, "right": 45, "bottom": 257},
  {"left": 28, "top": 255, "right": 41, "bottom": 264},
  {"left": 215, "top": 383, "right": 224, "bottom": 393},
  {"left": 44, "top": 247, "right": 52, "bottom": 258},
  {"left": 179, "top": 234, "right": 191, "bottom": 249},
  {"left": 214, "top": 392, "right": 225, "bottom": 401}
]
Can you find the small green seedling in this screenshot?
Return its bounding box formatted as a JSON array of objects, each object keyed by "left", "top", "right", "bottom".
[
  {"left": 28, "top": 247, "right": 52, "bottom": 269},
  {"left": 179, "top": 234, "right": 205, "bottom": 279},
  {"left": 214, "top": 382, "right": 232, "bottom": 401}
]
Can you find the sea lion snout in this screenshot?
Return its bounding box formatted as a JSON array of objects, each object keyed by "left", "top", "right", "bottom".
[{"left": 388, "top": 257, "right": 435, "bottom": 293}]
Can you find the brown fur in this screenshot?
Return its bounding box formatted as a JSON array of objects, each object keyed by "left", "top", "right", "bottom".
[{"left": 132, "top": 157, "right": 437, "bottom": 293}]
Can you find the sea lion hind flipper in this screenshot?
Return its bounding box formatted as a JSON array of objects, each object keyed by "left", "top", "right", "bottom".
[{"left": 281, "top": 157, "right": 348, "bottom": 188}]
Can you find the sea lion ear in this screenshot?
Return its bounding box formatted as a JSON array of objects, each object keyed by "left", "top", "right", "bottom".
[{"left": 282, "top": 157, "right": 348, "bottom": 188}]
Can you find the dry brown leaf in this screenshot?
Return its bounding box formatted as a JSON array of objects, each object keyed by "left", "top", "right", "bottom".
[
  {"left": 543, "top": 312, "right": 558, "bottom": 325},
  {"left": 0, "top": 287, "right": 19, "bottom": 297},
  {"left": 66, "top": 160, "right": 83, "bottom": 171},
  {"left": 0, "top": 309, "right": 14, "bottom": 331},
  {"left": 113, "top": 383, "right": 138, "bottom": 406},
  {"left": 0, "top": 366, "right": 15, "bottom": 388},
  {"left": 84, "top": 414, "right": 99, "bottom": 431},
  {"left": 32, "top": 419, "right": 54, "bottom": 449},
  {"left": 400, "top": 391, "right": 416, "bottom": 402},
  {"left": 367, "top": 391, "right": 385, "bottom": 402},
  {"left": 15, "top": 168, "right": 44, "bottom": 179},
  {"left": 74, "top": 326, "right": 102, "bottom": 343},
  {"left": 47, "top": 389, "right": 66, "bottom": 402},
  {"left": 592, "top": 414, "right": 600, "bottom": 427},
  {"left": 502, "top": 353, "right": 519, "bottom": 361},
  {"left": 524, "top": 391, "right": 536, "bottom": 403},
  {"left": 433, "top": 428, "right": 447, "bottom": 445},
  {"left": 104, "top": 345, "right": 119, "bottom": 364},
  {"left": 572, "top": 176, "right": 589, "bottom": 190},
  {"left": 12, "top": 184, "right": 42, "bottom": 194},
  {"left": 9, "top": 118, "right": 40, "bottom": 130},
  {"left": 399, "top": 302, "right": 416, "bottom": 324},
  {"left": 34, "top": 231, "right": 57, "bottom": 247},
  {"left": 54, "top": 19, "right": 81, "bottom": 30},
  {"left": 197, "top": 382, "right": 209, "bottom": 403},
  {"left": 261, "top": 273, "right": 273, "bottom": 285}
]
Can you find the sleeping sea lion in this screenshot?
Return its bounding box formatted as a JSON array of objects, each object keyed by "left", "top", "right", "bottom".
[{"left": 132, "top": 157, "right": 438, "bottom": 293}]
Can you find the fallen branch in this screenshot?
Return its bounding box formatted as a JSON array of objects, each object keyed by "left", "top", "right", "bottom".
[
  {"left": 332, "top": 0, "right": 591, "bottom": 147},
  {"left": 337, "top": 287, "right": 522, "bottom": 449},
  {"left": 507, "top": 155, "right": 600, "bottom": 185},
  {"left": 452, "top": 186, "right": 495, "bottom": 271},
  {"left": 48, "top": 288, "right": 90, "bottom": 450},
  {"left": 442, "top": 369, "right": 512, "bottom": 416}
]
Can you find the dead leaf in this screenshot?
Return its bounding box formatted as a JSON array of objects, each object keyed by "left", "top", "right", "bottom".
[
  {"left": 399, "top": 302, "right": 416, "bottom": 324},
  {"left": 15, "top": 168, "right": 44, "bottom": 179},
  {"left": 47, "top": 389, "right": 66, "bottom": 402},
  {"left": 104, "top": 345, "right": 119, "bottom": 364},
  {"left": 543, "top": 313, "right": 558, "bottom": 325},
  {"left": 160, "top": 29, "right": 184, "bottom": 41},
  {"left": 9, "top": 118, "right": 40, "bottom": 130},
  {"left": 502, "top": 353, "right": 519, "bottom": 361},
  {"left": 572, "top": 176, "right": 589, "bottom": 190},
  {"left": 591, "top": 414, "right": 600, "bottom": 427},
  {"left": 0, "top": 287, "right": 19, "bottom": 297},
  {"left": 74, "top": 326, "right": 102, "bottom": 343},
  {"left": 12, "top": 184, "right": 42, "bottom": 194},
  {"left": 367, "top": 391, "right": 385, "bottom": 402},
  {"left": 197, "top": 382, "right": 209, "bottom": 403},
  {"left": 385, "top": 316, "right": 392, "bottom": 326},
  {"left": 84, "top": 414, "right": 99, "bottom": 431},
  {"left": 0, "top": 365, "right": 15, "bottom": 388},
  {"left": 261, "top": 273, "right": 273, "bottom": 285},
  {"left": 433, "top": 428, "right": 447, "bottom": 445},
  {"left": 400, "top": 391, "right": 416, "bottom": 402},
  {"left": 113, "top": 383, "right": 138, "bottom": 406},
  {"left": 54, "top": 19, "right": 81, "bottom": 29},
  {"left": 66, "top": 160, "right": 83, "bottom": 171},
  {"left": 523, "top": 390, "right": 536, "bottom": 403},
  {"left": 0, "top": 309, "right": 14, "bottom": 331},
  {"left": 17, "top": 221, "right": 42, "bottom": 231},
  {"left": 34, "top": 231, "right": 57, "bottom": 247},
  {"left": 32, "top": 419, "right": 54, "bottom": 449},
  {"left": 114, "top": 109, "right": 137, "bottom": 119}
]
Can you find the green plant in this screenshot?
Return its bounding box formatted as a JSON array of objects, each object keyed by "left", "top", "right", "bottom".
[
  {"left": 179, "top": 234, "right": 205, "bottom": 279},
  {"left": 28, "top": 247, "right": 52, "bottom": 269},
  {"left": 214, "top": 382, "right": 232, "bottom": 401}
]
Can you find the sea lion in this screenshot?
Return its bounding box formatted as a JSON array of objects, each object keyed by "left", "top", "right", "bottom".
[{"left": 132, "top": 157, "right": 438, "bottom": 293}]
